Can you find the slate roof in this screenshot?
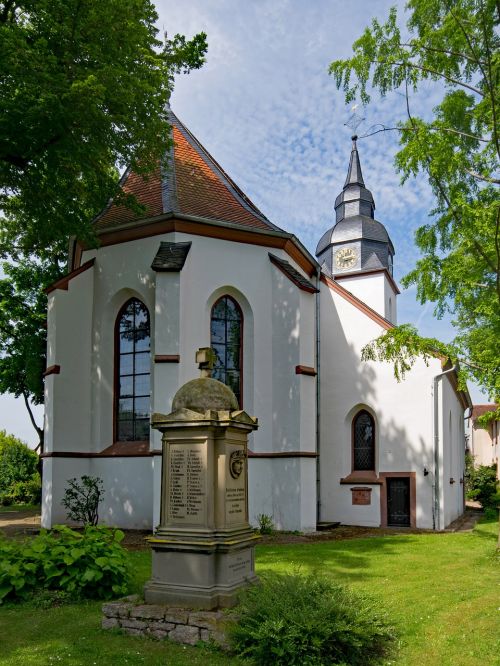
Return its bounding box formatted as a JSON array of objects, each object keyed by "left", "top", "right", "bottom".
[
  {"left": 95, "top": 110, "right": 281, "bottom": 234},
  {"left": 151, "top": 241, "right": 192, "bottom": 272},
  {"left": 268, "top": 253, "right": 318, "bottom": 293}
]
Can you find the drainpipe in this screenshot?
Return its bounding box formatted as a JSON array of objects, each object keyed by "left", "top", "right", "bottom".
[
  {"left": 432, "top": 365, "right": 457, "bottom": 530},
  {"left": 315, "top": 271, "right": 321, "bottom": 526}
]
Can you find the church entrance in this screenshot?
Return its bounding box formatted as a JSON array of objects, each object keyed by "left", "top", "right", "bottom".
[{"left": 386, "top": 477, "right": 410, "bottom": 527}]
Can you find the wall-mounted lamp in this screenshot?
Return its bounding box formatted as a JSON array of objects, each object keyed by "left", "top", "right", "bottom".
[
  {"left": 423, "top": 467, "right": 429, "bottom": 476},
  {"left": 450, "top": 477, "right": 455, "bottom": 484}
]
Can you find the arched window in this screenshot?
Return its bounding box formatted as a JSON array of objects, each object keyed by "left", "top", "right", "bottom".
[
  {"left": 353, "top": 410, "right": 375, "bottom": 471},
  {"left": 115, "top": 298, "right": 151, "bottom": 442},
  {"left": 210, "top": 295, "right": 243, "bottom": 406}
]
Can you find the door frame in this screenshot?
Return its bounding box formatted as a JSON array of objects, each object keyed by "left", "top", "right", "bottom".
[{"left": 380, "top": 472, "right": 416, "bottom": 528}]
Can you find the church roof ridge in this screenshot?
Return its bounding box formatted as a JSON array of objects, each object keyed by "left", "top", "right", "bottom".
[{"left": 95, "top": 109, "right": 283, "bottom": 235}]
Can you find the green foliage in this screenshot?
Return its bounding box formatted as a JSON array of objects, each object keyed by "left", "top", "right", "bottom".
[
  {"left": 330, "top": 0, "right": 500, "bottom": 414},
  {"left": 61, "top": 476, "right": 104, "bottom": 526},
  {"left": 0, "top": 0, "right": 207, "bottom": 253},
  {"left": 256, "top": 513, "right": 274, "bottom": 535},
  {"left": 229, "top": 573, "right": 395, "bottom": 665},
  {"left": 466, "top": 462, "right": 499, "bottom": 511},
  {"left": 0, "top": 258, "right": 65, "bottom": 450},
  {"left": 0, "top": 525, "right": 129, "bottom": 604},
  {"left": 0, "top": 430, "right": 40, "bottom": 504}
]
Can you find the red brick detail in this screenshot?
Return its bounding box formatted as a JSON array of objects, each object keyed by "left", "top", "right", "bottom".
[
  {"left": 43, "top": 365, "right": 61, "bottom": 377},
  {"left": 295, "top": 365, "right": 317, "bottom": 376},
  {"left": 154, "top": 355, "right": 180, "bottom": 363},
  {"left": 45, "top": 259, "right": 95, "bottom": 294}
]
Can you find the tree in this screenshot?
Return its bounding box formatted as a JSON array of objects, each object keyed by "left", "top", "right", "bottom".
[
  {"left": 0, "top": 254, "right": 65, "bottom": 450},
  {"left": 0, "top": 0, "right": 207, "bottom": 254},
  {"left": 330, "top": 0, "right": 499, "bottom": 420},
  {"left": 0, "top": 1, "right": 207, "bottom": 443},
  {"left": 0, "top": 430, "right": 40, "bottom": 504}
]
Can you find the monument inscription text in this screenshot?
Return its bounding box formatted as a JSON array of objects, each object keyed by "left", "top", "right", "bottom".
[{"left": 168, "top": 443, "right": 206, "bottom": 524}]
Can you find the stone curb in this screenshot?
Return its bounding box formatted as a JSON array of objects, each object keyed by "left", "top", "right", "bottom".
[{"left": 102, "top": 598, "right": 231, "bottom": 649}]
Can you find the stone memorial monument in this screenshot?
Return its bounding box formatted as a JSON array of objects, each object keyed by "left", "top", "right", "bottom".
[{"left": 144, "top": 348, "right": 259, "bottom": 609}]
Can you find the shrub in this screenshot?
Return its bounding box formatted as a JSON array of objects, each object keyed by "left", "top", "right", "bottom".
[
  {"left": 4, "top": 474, "right": 42, "bottom": 505},
  {"left": 62, "top": 476, "right": 104, "bottom": 525},
  {"left": 228, "top": 573, "right": 395, "bottom": 665},
  {"left": 466, "top": 463, "right": 499, "bottom": 511},
  {"left": 0, "top": 525, "right": 130, "bottom": 604},
  {"left": 256, "top": 513, "right": 274, "bottom": 535},
  {"left": 0, "top": 431, "right": 39, "bottom": 505}
]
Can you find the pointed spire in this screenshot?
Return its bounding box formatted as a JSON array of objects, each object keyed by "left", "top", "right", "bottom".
[{"left": 343, "top": 135, "right": 365, "bottom": 188}]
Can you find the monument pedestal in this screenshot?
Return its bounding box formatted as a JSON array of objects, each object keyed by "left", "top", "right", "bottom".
[{"left": 145, "top": 368, "right": 259, "bottom": 609}]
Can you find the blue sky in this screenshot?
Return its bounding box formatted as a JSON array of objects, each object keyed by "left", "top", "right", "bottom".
[{"left": 0, "top": 0, "right": 488, "bottom": 445}]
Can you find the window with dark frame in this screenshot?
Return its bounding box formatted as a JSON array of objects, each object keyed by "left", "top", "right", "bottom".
[
  {"left": 210, "top": 295, "right": 242, "bottom": 407},
  {"left": 353, "top": 410, "right": 375, "bottom": 471},
  {"left": 116, "top": 298, "right": 151, "bottom": 442}
]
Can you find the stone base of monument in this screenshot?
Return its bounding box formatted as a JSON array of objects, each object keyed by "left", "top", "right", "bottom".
[
  {"left": 144, "top": 529, "right": 259, "bottom": 609},
  {"left": 101, "top": 594, "right": 232, "bottom": 647}
]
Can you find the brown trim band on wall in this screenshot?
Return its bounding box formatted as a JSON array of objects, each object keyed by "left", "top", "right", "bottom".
[
  {"left": 45, "top": 259, "right": 95, "bottom": 294},
  {"left": 41, "top": 450, "right": 162, "bottom": 459},
  {"left": 92, "top": 216, "right": 317, "bottom": 278},
  {"left": 248, "top": 451, "right": 318, "bottom": 459},
  {"left": 43, "top": 365, "right": 61, "bottom": 377},
  {"left": 154, "top": 355, "right": 180, "bottom": 363},
  {"left": 295, "top": 365, "right": 317, "bottom": 376},
  {"left": 379, "top": 472, "right": 417, "bottom": 529},
  {"left": 269, "top": 254, "right": 318, "bottom": 294}
]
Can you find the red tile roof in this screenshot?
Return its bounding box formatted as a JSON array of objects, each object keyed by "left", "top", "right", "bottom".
[
  {"left": 471, "top": 404, "right": 498, "bottom": 420},
  {"left": 95, "top": 111, "right": 278, "bottom": 233}
]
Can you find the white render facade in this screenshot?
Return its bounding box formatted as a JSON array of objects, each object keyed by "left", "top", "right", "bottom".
[{"left": 41, "top": 113, "right": 470, "bottom": 532}]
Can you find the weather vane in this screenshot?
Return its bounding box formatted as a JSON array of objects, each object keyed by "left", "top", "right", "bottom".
[{"left": 344, "top": 104, "right": 365, "bottom": 136}]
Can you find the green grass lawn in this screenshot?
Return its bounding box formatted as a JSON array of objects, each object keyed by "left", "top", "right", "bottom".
[{"left": 0, "top": 518, "right": 498, "bottom": 666}]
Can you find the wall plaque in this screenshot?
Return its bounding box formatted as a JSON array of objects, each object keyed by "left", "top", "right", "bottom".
[
  {"left": 351, "top": 487, "right": 372, "bottom": 506},
  {"left": 168, "top": 443, "right": 206, "bottom": 524}
]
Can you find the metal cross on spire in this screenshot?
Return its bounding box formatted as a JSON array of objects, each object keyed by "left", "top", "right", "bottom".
[{"left": 344, "top": 104, "right": 365, "bottom": 137}]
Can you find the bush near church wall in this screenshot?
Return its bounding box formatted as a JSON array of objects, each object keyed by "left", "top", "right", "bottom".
[
  {"left": 0, "top": 430, "right": 41, "bottom": 505},
  {"left": 0, "top": 525, "right": 130, "bottom": 604}
]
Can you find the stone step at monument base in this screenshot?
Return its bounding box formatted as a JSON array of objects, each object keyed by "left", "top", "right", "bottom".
[
  {"left": 316, "top": 521, "right": 341, "bottom": 531},
  {"left": 101, "top": 595, "right": 231, "bottom": 648}
]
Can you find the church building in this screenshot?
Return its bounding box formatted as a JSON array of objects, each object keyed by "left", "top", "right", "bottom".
[{"left": 41, "top": 110, "right": 471, "bottom": 532}]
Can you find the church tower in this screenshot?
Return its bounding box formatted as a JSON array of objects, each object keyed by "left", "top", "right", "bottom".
[{"left": 316, "top": 135, "right": 398, "bottom": 323}]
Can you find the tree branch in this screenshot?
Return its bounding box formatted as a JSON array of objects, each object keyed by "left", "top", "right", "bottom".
[
  {"left": 464, "top": 169, "right": 500, "bottom": 184},
  {"left": 375, "top": 59, "right": 484, "bottom": 97},
  {"left": 361, "top": 124, "right": 488, "bottom": 143},
  {"left": 404, "top": 73, "right": 499, "bottom": 279},
  {"left": 450, "top": 4, "right": 499, "bottom": 160},
  {"left": 22, "top": 390, "right": 44, "bottom": 452},
  {"left": 0, "top": 0, "right": 16, "bottom": 23},
  {"left": 399, "top": 41, "right": 487, "bottom": 67}
]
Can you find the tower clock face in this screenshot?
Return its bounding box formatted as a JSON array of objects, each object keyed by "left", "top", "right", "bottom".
[{"left": 335, "top": 247, "right": 358, "bottom": 269}]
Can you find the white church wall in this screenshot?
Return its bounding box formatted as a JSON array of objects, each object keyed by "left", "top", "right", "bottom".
[
  {"left": 76, "top": 232, "right": 317, "bottom": 531},
  {"left": 439, "top": 377, "right": 466, "bottom": 528},
  {"left": 334, "top": 273, "right": 386, "bottom": 320},
  {"left": 89, "top": 457, "right": 154, "bottom": 529},
  {"left": 319, "top": 282, "right": 442, "bottom": 529},
  {"left": 86, "top": 243, "right": 156, "bottom": 450},
  {"left": 45, "top": 266, "right": 94, "bottom": 454},
  {"left": 41, "top": 457, "right": 91, "bottom": 527}
]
